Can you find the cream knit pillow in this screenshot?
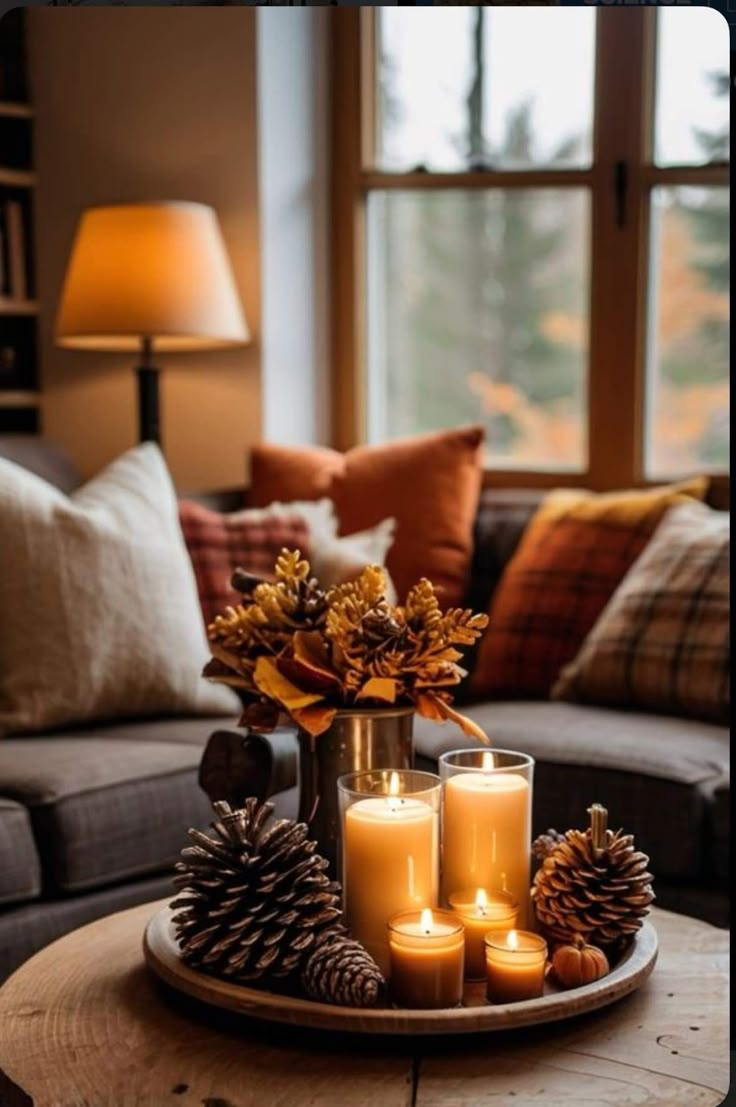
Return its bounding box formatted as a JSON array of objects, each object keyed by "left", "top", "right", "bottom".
[{"left": 0, "top": 443, "right": 239, "bottom": 734}]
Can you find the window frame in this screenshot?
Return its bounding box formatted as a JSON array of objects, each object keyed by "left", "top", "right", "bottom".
[{"left": 328, "top": 8, "right": 729, "bottom": 501}]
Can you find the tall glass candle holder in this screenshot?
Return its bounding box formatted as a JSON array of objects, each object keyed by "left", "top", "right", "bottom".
[
  {"left": 338, "top": 769, "right": 440, "bottom": 975},
  {"left": 439, "top": 749, "right": 534, "bottom": 926}
]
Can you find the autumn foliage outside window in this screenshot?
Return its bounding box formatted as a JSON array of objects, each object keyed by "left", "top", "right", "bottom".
[{"left": 349, "top": 8, "right": 729, "bottom": 482}]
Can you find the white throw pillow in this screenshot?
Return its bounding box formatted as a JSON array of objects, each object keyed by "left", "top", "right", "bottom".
[
  {"left": 265, "top": 498, "right": 397, "bottom": 601},
  {"left": 0, "top": 444, "right": 239, "bottom": 735}
]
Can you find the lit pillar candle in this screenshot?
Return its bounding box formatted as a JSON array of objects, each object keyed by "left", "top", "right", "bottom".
[
  {"left": 342, "top": 773, "right": 439, "bottom": 975},
  {"left": 448, "top": 888, "right": 518, "bottom": 980},
  {"left": 388, "top": 908, "right": 465, "bottom": 1008},
  {"left": 441, "top": 750, "right": 533, "bottom": 926},
  {"left": 485, "top": 929, "right": 548, "bottom": 1003}
]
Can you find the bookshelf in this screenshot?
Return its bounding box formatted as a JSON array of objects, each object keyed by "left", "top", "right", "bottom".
[{"left": 0, "top": 9, "right": 40, "bottom": 434}]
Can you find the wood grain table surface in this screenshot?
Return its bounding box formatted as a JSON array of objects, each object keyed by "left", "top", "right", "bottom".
[{"left": 0, "top": 901, "right": 729, "bottom": 1107}]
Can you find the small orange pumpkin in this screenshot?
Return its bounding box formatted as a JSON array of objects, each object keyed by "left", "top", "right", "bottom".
[{"left": 551, "top": 935, "right": 610, "bottom": 989}]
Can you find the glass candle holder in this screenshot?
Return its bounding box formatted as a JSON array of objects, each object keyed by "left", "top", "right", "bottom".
[
  {"left": 448, "top": 888, "right": 518, "bottom": 980},
  {"left": 485, "top": 929, "right": 548, "bottom": 1003},
  {"left": 388, "top": 908, "right": 465, "bottom": 1009},
  {"left": 338, "top": 769, "right": 440, "bottom": 975},
  {"left": 439, "top": 749, "right": 534, "bottom": 926}
]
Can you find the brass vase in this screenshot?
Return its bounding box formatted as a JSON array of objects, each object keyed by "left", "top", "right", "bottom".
[{"left": 297, "top": 706, "right": 414, "bottom": 871}]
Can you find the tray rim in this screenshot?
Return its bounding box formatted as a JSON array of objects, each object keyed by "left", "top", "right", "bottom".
[{"left": 143, "top": 905, "right": 658, "bottom": 1036}]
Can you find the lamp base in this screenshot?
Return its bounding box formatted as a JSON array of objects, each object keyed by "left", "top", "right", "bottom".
[{"left": 136, "top": 360, "right": 161, "bottom": 447}]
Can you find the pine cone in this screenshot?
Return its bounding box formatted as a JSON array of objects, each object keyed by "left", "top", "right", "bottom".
[
  {"left": 171, "top": 798, "right": 342, "bottom": 982},
  {"left": 301, "top": 932, "right": 385, "bottom": 1007},
  {"left": 532, "top": 828, "right": 567, "bottom": 862},
  {"left": 531, "top": 804, "right": 655, "bottom": 953}
]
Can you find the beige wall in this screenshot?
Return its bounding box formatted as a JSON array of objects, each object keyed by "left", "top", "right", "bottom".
[{"left": 29, "top": 8, "right": 260, "bottom": 490}]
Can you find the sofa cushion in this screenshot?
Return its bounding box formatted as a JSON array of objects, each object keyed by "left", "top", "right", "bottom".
[
  {"left": 0, "top": 718, "right": 236, "bottom": 893},
  {"left": 414, "top": 701, "right": 729, "bottom": 880},
  {"left": 250, "top": 426, "right": 485, "bottom": 606},
  {"left": 0, "top": 443, "right": 240, "bottom": 735},
  {"left": 0, "top": 798, "right": 42, "bottom": 906},
  {"left": 468, "top": 479, "right": 708, "bottom": 701},
  {"left": 554, "top": 501, "right": 729, "bottom": 724},
  {"left": 178, "top": 498, "right": 312, "bottom": 626}
]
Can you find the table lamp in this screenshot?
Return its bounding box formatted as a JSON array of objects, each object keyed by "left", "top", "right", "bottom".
[{"left": 55, "top": 201, "right": 249, "bottom": 445}]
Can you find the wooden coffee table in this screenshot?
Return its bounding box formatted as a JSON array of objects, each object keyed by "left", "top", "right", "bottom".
[{"left": 0, "top": 902, "right": 728, "bottom": 1107}]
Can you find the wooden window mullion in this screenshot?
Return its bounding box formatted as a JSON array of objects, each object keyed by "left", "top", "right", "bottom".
[
  {"left": 330, "top": 8, "right": 366, "bottom": 451},
  {"left": 586, "top": 9, "right": 656, "bottom": 490}
]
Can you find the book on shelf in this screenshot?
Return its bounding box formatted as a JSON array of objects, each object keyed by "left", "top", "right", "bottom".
[{"left": 3, "top": 199, "right": 27, "bottom": 300}]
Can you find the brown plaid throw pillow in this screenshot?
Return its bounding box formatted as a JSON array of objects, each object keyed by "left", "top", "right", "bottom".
[
  {"left": 179, "top": 500, "right": 311, "bottom": 627},
  {"left": 553, "top": 501, "right": 729, "bottom": 723},
  {"left": 468, "top": 478, "right": 707, "bottom": 700}
]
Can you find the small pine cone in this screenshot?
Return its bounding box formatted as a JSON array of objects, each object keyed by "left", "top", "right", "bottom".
[
  {"left": 531, "top": 804, "right": 655, "bottom": 953},
  {"left": 171, "top": 798, "right": 341, "bottom": 983},
  {"left": 532, "top": 828, "right": 567, "bottom": 862},
  {"left": 360, "top": 605, "right": 406, "bottom": 647},
  {"left": 300, "top": 932, "right": 385, "bottom": 1007}
]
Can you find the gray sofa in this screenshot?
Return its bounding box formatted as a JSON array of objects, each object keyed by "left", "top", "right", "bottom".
[{"left": 0, "top": 436, "right": 728, "bottom": 983}]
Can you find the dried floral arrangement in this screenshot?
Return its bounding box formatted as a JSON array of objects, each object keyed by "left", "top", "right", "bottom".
[{"left": 203, "top": 549, "right": 489, "bottom": 739}]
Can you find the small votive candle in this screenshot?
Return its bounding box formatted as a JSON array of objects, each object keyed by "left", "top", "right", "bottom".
[
  {"left": 388, "top": 908, "right": 465, "bottom": 1009},
  {"left": 448, "top": 888, "right": 518, "bottom": 980},
  {"left": 485, "top": 929, "right": 548, "bottom": 1003}
]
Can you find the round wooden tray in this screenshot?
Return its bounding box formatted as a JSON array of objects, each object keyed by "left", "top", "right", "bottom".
[{"left": 143, "top": 905, "right": 657, "bottom": 1036}]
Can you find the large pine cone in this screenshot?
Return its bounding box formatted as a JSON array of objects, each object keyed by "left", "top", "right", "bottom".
[
  {"left": 301, "top": 932, "right": 385, "bottom": 1007},
  {"left": 171, "top": 798, "right": 342, "bottom": 982},
  {"left": 531, "top": 805, "right": 654, "bottom": 952}
]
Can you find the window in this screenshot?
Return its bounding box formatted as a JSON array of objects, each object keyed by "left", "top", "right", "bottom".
[
  {"left": 331, "top": 9, "right": 729, "bottom": 489},
  {"left": 646, "top": 11, "right": 729, "bottom": 476}
]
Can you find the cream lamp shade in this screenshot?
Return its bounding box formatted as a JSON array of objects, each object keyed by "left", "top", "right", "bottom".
[{"left": 55, "top": 201, "right": 249, "bottom": 351}]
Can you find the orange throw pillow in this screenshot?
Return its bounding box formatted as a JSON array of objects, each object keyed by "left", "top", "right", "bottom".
[
  {"left": 250, "top": 426, "right": 485, "bottom": 606},
  {"left": 468, "top": 478, "right": 708, "bottom": 700}
]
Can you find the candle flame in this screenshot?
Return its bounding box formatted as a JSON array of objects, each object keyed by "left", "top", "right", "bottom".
[
  {"left": 475, "top": 888, "right": 488, "bottom": 915},
  {"left": 507, "top": 929, "right": 518, "bottom": 950},
  {"left": 420, "top": 908, "right": 433, "bottom": 934},
  {"left": 482, "top": 751, "right": 495, "bottom": 771},
  {"left": 386, "top": 771, "right": 402, "bottom": 811}
]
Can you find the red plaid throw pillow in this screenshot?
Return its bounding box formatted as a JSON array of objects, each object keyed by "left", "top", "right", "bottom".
[{"left": 179, "top": 499, "right": 311, "bottom": 627}]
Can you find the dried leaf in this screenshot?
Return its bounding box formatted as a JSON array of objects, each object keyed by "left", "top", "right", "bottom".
[
  {"left": 415, "top": 693, "right": 446, "bottom": 723},
  {"left": 355, "top": 677, "right": 398, "bottom": 704},
  {"left": 279, "top": 631, "right": 342, "bottom": 693},
  {"left": 208, "top": 640, "right": 251, "bottom": 677},
  {"left": 291, "top": 703, "right": 338, "bottom": 737},
  {"left": 253, "top": 656, "right": 324, "bottom": 711},
  {"left": 202, "top": 658, "right": 252, "bottom": 690},
  {"left": 239, "top": 700, "right": 281, "bottom": 732},
  {"left": 418, "top": 692, "right": 491, "bottom": 745}
]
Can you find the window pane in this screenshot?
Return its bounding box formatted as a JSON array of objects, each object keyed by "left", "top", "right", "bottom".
[
  {"left": 375, "top": 10, "right": 595, "bottom": 172},
  {"left": 646, "top": 186, "right": 729, "bottom": 477},
  {"left": 654, "top": 10, "right": 729, "bottom": 167},
  {"left": 366, "top": 189, "right": 589, "bottom": 471}
]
